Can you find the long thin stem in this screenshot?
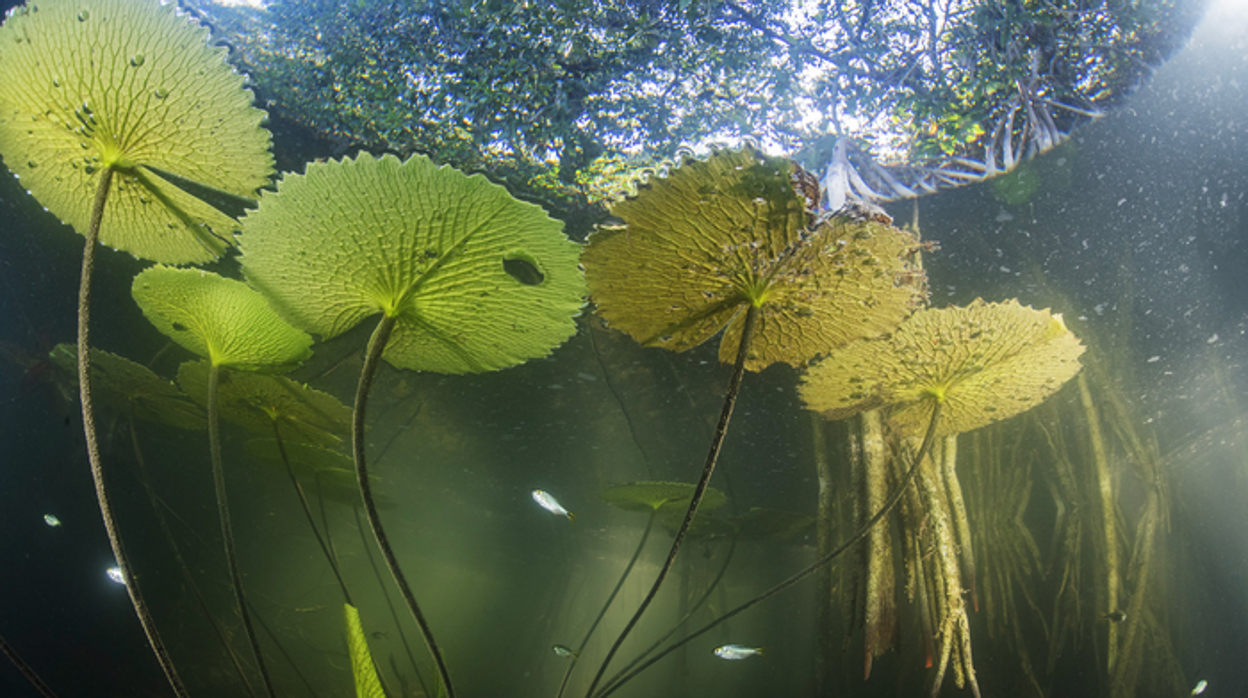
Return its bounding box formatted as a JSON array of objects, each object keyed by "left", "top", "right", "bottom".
[
  {"left": 272, "top": 422, "right": 353, "bottom": 603},
  {"left": 128, "top": 417, "right": 257, "bottom": 698},
  {"left": 0, "top": 634, "right": 57, "bottom": 697},
  {"left": 353, "top": 314, "right": 455, "bottom": 697},
  {"left": 556, "top": 512, "right": 656, "bottom": 698},
  {"left": 586, "top": 304, "right": 760, "bottom": 698},
  {"left": 599, "top": 536, "right": 739, "bottom": 694},
  {"left": 77, "top": 167, "right": 187, "bottom": 696},
  {"left": 208, "top": 363, "right": 277, "bottom": 697},
  {"left": 597, "top": 401, "right": 944, "bottom": 698},
  {"left": 352, "top": 501, "right": 430, "bottom": 698}
]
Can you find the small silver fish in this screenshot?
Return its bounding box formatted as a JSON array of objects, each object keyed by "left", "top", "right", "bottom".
[
  {"left": 43, "top": 514, "right": 61, "bottom": 528},
  {"left": 1191, "top": 679, "right": 1208, "bottom": 696},
  {"left": 713, "top": 644, "right": 764, "bottom": 660},
  {"left": 552, "top": 644, "right": 578, "bottom": 659},
  {"left": 532, "top": 490, "right": 576, "bottom": 522},
  {"left": 106, "top": 566, "right": 126, "bottom": 585}
]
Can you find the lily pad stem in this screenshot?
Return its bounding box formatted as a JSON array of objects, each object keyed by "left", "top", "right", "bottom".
[
  {"left": 77, "top": 167, "right": 188, "bottom": 697},
  {"left": 354, "top": 314, "right": 455, "bottom": 698},
  {"left": 556, "top": 512, "right": 657, "bottom": 698},
  {"left": 596, "top": 401, "right": 945, "bottom": 698},
  {"left": 272, "top": 423, "right": 353, "bottom": 603},
  {"left": 208, "top": 363, "right": 277, "bottom": 697},
  {"left": 586, "top": 303, "right": 760, "bottom": 698}
]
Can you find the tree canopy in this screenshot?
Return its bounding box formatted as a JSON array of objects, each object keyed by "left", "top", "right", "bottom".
[{"left": 188, "top": 0, "right": 1203, "bottom": 216}]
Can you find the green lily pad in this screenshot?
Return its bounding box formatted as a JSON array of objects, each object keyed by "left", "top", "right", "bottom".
[
  {"left": 801, "top": 299, "right": 1086, "bottom": 437},
  {"left": 132, "top": 266, "right": 313, "bottom": 372},
  {"left": 0, "top": 0, "right": 273, "bottom": 263},
  {"left": 179, "top": 361, "right": 349, "bottom": 446},
  {"left": 238, "top": 151, "right": 586, "bottom": 374},
  {"left": 582, "top": 146, "right": 927, "bottom": 371},
  {"left": 600, "top": 481, "right": 727, "bottom": 514},
  {"left": 49, "top": 343, "right": 204, "bottom": 430}
]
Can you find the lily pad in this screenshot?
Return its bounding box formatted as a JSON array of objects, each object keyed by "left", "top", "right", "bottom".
[
  {"left": 600, "top": 481, "right": 727, "bottom": 514},
  {"left": 179, "top": 361, "right": 349, "bottom": 446},
  {"left": 49, "top": 343, "right": 204, "bottom": 430},
  {"left": 0, "top": 0, "right": 273, "bottom": 263},
  {"left": 238, "top": 151, "right": 586, "bottom": 374},
  {"left": 800, "top": 299, "right": 1086, "bottom": 437},
  {"left": 582, "top": 146, "right": 927, "bottom": 371},
  {"left": 132, "top": 266, "right": 313, "bottom": 372}
]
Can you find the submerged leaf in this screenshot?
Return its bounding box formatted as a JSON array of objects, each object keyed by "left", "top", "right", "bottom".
[
  {"left": 801, "top": 299, "right": 1086, "bottom": 437},
  {"left": 132, "top": 267, "right": 313, "bottom": 372},
  {"left": 0, "top": 0, "right": 273, "bottom": 263},
  {"left": 583, "top": 147, "right": 926, "bottom": 371},
  {"left": 178, "top": 361, "right": 349, "bottom": 446},
  {"left": 239, "top": 152, "right": 586, "bottom": 374},
  {"left": 49, "top": 343, "right": 204, "bottom": 430},
  {"left": 343, "top": 603, "right": 387, "bottom": 698}
]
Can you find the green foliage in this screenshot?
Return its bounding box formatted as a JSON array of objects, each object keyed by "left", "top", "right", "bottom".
[
  {"left": 0, "top": 0, "right": 273, "bottom": 263},
  {"left": 185, "top": 0, "right": 1195, "bottom": 214}
]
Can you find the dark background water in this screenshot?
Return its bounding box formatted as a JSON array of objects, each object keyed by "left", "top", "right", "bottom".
[{"left": 1, "top": 0, "right": 1246, "bottom": 696}]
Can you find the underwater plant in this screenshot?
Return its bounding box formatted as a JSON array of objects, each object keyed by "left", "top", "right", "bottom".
[
  {"left": 131, "top": 265, "right": 313, "bottom": 696},
  {"left": 580, "top": 144, "right": 927, "bottom": 695},
  {"left": 595, "top": 298, "right": 1086, "bottom": 697},
  {"left": 800, "top": 298, "right": 1086, "bottom": 695},
  {"left": 0, "top": 0, "right": 273, "bottom": 690},
  {"left": 550, "top": 481, "right": 729, "bottom": 698},
  {"left": 237, "top": 151, "right": 587, "bottom": 697}
]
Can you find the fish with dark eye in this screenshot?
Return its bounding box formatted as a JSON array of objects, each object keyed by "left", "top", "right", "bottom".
[
  {"left": 552, "top": 644, "right": 578, "bottom": 659},
  {"left": 532, "top": 489, "right": 576, "bottom": 522},
  {"left": 713, "top": 644, "right": 764, "bottom": 660}
]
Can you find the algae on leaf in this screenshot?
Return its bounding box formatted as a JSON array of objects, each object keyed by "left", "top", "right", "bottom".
[
  {"left": 239, "top": 151, "right": 586, "bottom": 374},
  {"left": 0, "top": 0, "right": 273, "bottom": 263}
]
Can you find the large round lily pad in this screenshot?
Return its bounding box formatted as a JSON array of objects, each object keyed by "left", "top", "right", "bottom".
[
  {"left": 582, "top": 146, "right": 927, "bottom": 371},
  {"left": 0, "top": 0, "right": 273, "bottom": 263},
  {"left": 132, "top": 266, "right": 313, "bottom": 372},
  {"left": 238, "top": 151, "right": 586, "bottom": 374},
  {"left": 179, "top": 361, "right": 350, "bottom": 446},
  {"left": 800, "top": 299, "right": 1085, "bottom": 437}
]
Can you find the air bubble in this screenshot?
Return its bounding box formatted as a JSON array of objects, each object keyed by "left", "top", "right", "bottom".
[
  {"left": 153, "top": 88, "right": 169, "bottom": 99},
  {"left": 77, "top": 9, "right": 88, "bottom": 21},
  {"left": 130, "top": 54, "right": 145, "bottom": 67}
]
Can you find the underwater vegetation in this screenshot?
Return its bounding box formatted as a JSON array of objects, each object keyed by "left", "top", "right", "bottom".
[{"left": 0, "top": 0, "right": 1209, "bottom": 697}]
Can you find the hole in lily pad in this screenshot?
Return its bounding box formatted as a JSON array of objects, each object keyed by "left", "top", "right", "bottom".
[{"left": 503, "top": 253, "right": 544, "bottom": 286}]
